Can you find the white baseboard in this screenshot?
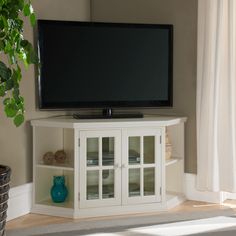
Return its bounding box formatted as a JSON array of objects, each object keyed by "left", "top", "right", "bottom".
[
  {"left": 184, "top": 174, "right": 227, "bottom": 204},
  {"left": 221, "top": 192, "right": 236, "bottom": 201},
  {"left": 7, "top": 183, "right": 32, "bottom": 221}
]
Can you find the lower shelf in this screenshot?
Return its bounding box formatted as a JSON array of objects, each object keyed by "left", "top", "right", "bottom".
[
  {"left": 32, "top": 201, "right": 167, "bottom": 219},
  {"left": 36, "top": 198, "right": 74, "bottom": 209}
]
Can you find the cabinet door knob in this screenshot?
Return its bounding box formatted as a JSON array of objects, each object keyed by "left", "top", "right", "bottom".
[
  {"left": 114, "top": 163, "right": 120, "bottom": 169},
  {"left": 122, "top": 164, "right": 127, "bottom": 168}
]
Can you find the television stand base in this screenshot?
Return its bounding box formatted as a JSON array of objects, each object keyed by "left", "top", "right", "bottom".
[{"left": 73, "top": 108, "right": 143, "bottom": 119}]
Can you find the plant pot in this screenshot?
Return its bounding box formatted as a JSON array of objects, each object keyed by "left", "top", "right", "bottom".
[{"left": 0, "top": 165, "right": 11, "bottom": 236}]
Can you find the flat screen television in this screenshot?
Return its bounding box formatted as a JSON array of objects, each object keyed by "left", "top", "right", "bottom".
[{"left": 37, "top": 20, "right": 173, "bottom": 117}]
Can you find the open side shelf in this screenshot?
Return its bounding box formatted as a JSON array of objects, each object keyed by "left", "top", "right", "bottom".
[
  {"left": 36, "top": 164, "right": 74, "bottom": 171},
  {"left": 35, "top": 168, "right": 74, "bottom": 209},
  {"left": 165, "top": 122, "right": 185, "bottom": 210}
]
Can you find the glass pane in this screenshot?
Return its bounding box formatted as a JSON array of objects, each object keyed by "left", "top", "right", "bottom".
[
  {"left": 129, "top": 168, "right": 140, "bottom": 197},
  {"left": 144, "top": 168, "right": 155, "bottom": 196},
  {"left": 144, "top": 136, "right": 155, "bottom": 164},
  {"left": 102, "top": 169, "right": 114, "bottom": 199},
  {"left": 102, "top": 137, "right": 114, "bottom": 166},
  {"left": 87, "top": 170, "right": 99, "bottom": 200},
  {"left": 87, "top": 138, "right": 99, "bottom": 166},
  {"left": 129, "top": 137, "right": 141, "bottom": 165}
]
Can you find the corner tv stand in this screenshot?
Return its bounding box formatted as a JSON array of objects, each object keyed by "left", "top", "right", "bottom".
[
  {"left": 31, "top": 115, "right": 187, "bottom": 218},
  {"left": 73, "top": 108, "right": 144, "bottom": 119}
]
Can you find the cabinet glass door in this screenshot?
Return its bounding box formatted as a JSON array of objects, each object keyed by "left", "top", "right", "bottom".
[
  {"left": 123, "top": 129, "right": 162, "bottom": 205},
  {"left": 80, "top": 130, "right": 121, "bottom": 208}
]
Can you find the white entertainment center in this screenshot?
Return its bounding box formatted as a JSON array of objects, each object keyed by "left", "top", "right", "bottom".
[{"left": 31, "top": 115, "right": 187, "bottom": 218}]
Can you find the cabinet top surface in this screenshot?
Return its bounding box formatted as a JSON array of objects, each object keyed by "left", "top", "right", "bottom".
[{"left": 31, "top": 115, "right": 187, "bottom": 128}]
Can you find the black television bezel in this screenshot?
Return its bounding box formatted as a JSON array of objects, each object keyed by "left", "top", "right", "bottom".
[{"left": 37, "top": 20, "right": 173, "bottom": 110}]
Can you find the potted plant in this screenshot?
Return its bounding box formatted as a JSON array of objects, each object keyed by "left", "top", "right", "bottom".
[{"left": 0, "top": 0, "right": 38, "bottom": 234}]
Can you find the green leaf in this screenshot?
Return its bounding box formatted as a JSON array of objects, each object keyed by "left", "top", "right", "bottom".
[
  {"left": 18, "top": 50, "right": 27, "bottom": 64},
  {"left": 1, "top": 16, "right": 8, "bottom": 28},
  {"left": 0, "top": 84, "right": 6, "bottom": 96},
  {"left": 13, "top": 88, "right": 20, "bottom": 100},
  {"left": 16, "top": 65, "right": 22, "bottom": 81},
  {"left": 12, "top": 69, "right": 18, "bottom": 84},
  {"left": 0, "top": 32, "right": 5, "bottom": 39},
  {"left": 20, "top": 40, "right": 38, "bottom": 65},
  {"left": 3, "top": 97, "right": 10, "bottom": 105},
  {"left": 0, "top": 19, "right": 4, "bottom": 30},
  {"left": 12, "top": 68, "right": 21, "bottom": 85},
  {"left": 4, "top": 41, "right": 12, "bottom": 54},
  {"left": 0, "top": 61, "right": 11, "bottom": 82},
  {"left": 17, "top": 103, "right": 24, "bottom": 111},
  {"left": 25, "top": 43, "right": 38, "bottom": 64},
  {"left": 23, "top": 4, "right": 30, "bottom": 16},
  {"left": 23, "top": 3, "right": 34, "bottom": 16},
  {"left": 30, "top": 13, "right": 36, "bottom": 26},
  {"left": 5, "top": 78, "right": 14, "bottom": 90},
  {"left": 8, "top": 5, "right": 18, "bottom": 19},
  {"left": 20, "top": 40, "right": 29, "bottom": 47},
  {"left": 4, "top": 103, "right": 18, "bottom": 118},
  {"left": 18, "top": 0, "right": 25, "bottom": 11},
  {"left": 14, "top": 114, "right": 24, "bottom": 127},
  {"left": 19, "top": 96, "right": 24, "bottom": 103}
]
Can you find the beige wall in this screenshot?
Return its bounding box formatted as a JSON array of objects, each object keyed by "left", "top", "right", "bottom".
[
  {"left": 0, "top": 0, "right": 91, "bottom": 187},
  {"left": 0, "top": 0, "right": 197, "bottom": 187},
  {"left": 91, "top": 0, "right": 198, "bottom": 173}
]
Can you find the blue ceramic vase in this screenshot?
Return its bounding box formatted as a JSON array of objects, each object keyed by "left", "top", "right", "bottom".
[{"left": 50, "top": 176, "right": 68, "bottom": 203}]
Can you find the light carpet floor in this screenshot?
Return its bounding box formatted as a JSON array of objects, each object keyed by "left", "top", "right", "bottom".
[{"left": 6, "top": 209, "right": 236, "bottom": 236}]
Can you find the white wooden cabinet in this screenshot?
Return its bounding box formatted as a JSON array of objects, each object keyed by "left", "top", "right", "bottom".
[{"left": 31, "top": 116, "right": 187, "bottom": 218}]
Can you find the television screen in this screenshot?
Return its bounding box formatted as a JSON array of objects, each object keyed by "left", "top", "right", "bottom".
[{"left": 38, "top": 20, "right": 173, "bottom": 109}]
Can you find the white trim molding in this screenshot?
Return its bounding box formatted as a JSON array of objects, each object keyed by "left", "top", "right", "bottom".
[
  {"left": 7, "top": 183, "right": 32, "bottom": 221},
  {"left": 184, "top": 174, "right": 227, "bottom": 204}
]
